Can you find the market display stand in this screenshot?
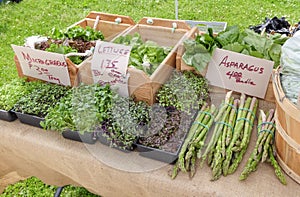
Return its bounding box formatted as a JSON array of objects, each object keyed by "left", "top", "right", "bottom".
[{"left": 1, "top": 97, "right": 300, "bottom": 197}]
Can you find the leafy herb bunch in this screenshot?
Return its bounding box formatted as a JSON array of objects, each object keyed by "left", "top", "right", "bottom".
[
  {"left": 13, "top": 81, "right": 70, "bottom": 118},
  {"left": 41, "top": 83, "right": 112, "bottom": 134},
  {"left": 113, "top": 33, "right": 172, "bottom": 75},
  {"left": 156, "top": 70, "right": 209, "bottom": 114},
  {"left": 183, "top": 26, "right": 288, "bottom": 72},
  {"left": 38, "top": 26, "right": 105, "bottom": 65},
  {"left": 0, "top": 78, "right": 36, "bottom": 111},
  {"left": 99, "top": 94, "right": 151, "bottom": 150}
]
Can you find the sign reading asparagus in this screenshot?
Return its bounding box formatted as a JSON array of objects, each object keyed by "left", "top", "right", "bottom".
[
  {"left": 206, "top": 48, "right": 274, "bottom": 98},
  {"left": 11, "top": 45, "right": 71, "bottom": 86},
  {"left": 91, "top": 41, "right": 131, "bottom": 97}
]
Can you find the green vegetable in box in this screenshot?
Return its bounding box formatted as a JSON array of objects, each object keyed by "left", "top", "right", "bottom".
[
  {"left": 183, "top": 26, "right": 289, "bottom": 73},
  {"left": 113, "top": 33, "right": 172, "bottom": 75},
  {"left": 35, "top": 26, "right": 105, "bottom": 65}
]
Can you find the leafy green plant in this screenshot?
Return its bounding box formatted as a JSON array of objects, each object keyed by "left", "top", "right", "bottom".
[
  {"left": 113, "top": 33, "right": 172, "bottom": 75},
  {"left": 13, "top": 81, "right": 70, "bottom": 118},
  {"left": 99, "top": 94, "right": 151, "bottom": 150},
  {"left": 51, "top": 26, "right": 104, "bottom": 41},
  {"left": 45, "top": 43, "right": 83, "bottom": 64},
  {"left": 183, "top": 26, "right": 289, "bottom": 72},
  {"left": 0, "top": 78, "right": 34, "bottom": 111},
  {"left": 156, "top": 70, "right": 209, "bottom": 114},
  {"left": 41, "top": 83, "right": 112, "bottom": 134},
  {"left": 0, "top": 176, "right": 100, "bottom": 197}
]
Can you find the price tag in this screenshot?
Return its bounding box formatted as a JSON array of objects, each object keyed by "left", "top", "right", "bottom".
[
  {"left": 206, "top": 48, "right": 274, "bottom": 98},
  {"left": 11, "top": 45, "right": 71, "bottom": 86},
  {"left": 91, "top": 41, "right": 131, "bottom": 97}
]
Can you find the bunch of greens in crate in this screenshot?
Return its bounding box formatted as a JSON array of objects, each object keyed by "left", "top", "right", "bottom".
[
  {"left": 51, "top": 26, "right": 104, "bottom": 42},
  {"left": 13, "top": 81, "right": 70, "bottom": 118},
  {"left": 41, "top": 83, "right": 112, "bottom": 134},
  {"left": 45, "top": 43, "right": 83, "bottom": 64},
  {"left": 183, "top": 26, "right": 289, "bottom": 72},
  {"left": 113, "top": 33, "right": 172, "bottom": 75},
  {"left": 0, "top": 78, "right": 37, "bottom": 111},
  {"left": 98, "top": 94, "right": 151, "bottom": 150},
  {"left": 156, "top": 70, "right": 209, "bottom": 114},
  {"left": 37, "top": 26, "right": 105, "bottom": 64}
]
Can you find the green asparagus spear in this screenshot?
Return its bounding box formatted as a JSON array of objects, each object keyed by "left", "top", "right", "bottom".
[{"left": 269, "top": 146, "right": 287, "bottom": 185}]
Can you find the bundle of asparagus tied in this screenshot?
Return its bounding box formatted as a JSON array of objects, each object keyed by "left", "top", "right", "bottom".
[
  {"left": 239, "top": 109, "right": 287, "bottom": 185},
  {"left": 200, "top": 91, "right": 258, "bottom": 181},
  {"left": 171, "top": 102, "right": 218, "bottom": 179}
]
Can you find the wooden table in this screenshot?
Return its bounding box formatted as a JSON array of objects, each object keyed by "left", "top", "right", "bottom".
[{"left": 0, "top": 118, "right": 299, "bottom": 197}]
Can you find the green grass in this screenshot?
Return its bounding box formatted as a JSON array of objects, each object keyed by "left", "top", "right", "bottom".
[
  {"left": 1, "top": 0, "right": 300, "bottom": 86},
  {"left": 1, "top": 0, "right": 300, "bottom": 196},
  {"left": 0, "top": 177, "right": 100, "bottom": 197}
]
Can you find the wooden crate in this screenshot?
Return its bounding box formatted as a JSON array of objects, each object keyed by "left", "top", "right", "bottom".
[
  {"left": 13, "top": 12, "right": 135, "bottom": 87},
  {"left": 176, "top": 35, "right": 276, "bottom": 103},
  {"left": 71, "top": 11, "right": 135, "bottom": 41},
  {"left": 77, "top": 18, "right": 196, "bottom": 105}
]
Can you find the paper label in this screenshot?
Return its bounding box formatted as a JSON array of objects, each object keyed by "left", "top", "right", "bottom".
[
  {"left": 91, "top": 41, "right": 131, "bottom": 97},
  {"left": 12, "top": 45, "right": 71, "bottom": 86},
  {"left": 206, "top": 48, "right": 274, "bottom": 98}
]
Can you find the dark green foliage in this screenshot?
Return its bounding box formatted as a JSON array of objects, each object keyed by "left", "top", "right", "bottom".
[
  {"left": 156, "top": 70, "right": 209, "bottom": 114},
  {"left": 13, "top": 81, "right": 70, "bottom": 118}
]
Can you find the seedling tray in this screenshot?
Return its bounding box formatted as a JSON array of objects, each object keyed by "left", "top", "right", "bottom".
[
  {"left": 135, "top": 143, "right": 180, "bottom": 164},
  {"left": 62, "top": 129, "right": 98, "bottom": 144},
  {"left": 0, "top": 109, "right": 17, "bottom": 122},
  {"left": 97, "top": 132, "right": 135, "bottom": 153},
  {"left": 13, "top": 111, "right": 44, "bottom": 128},
  {"left": 135, "top": 131, "right": 188, "bottom": 164}
]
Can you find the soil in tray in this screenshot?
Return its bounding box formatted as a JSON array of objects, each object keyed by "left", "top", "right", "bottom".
[{"left": 136, "top": 106, "right": 193, "bottom": 163}]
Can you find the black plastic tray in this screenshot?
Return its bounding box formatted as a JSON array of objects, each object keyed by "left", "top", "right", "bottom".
[
  {"left": 13, "top": 111, "right": 44, "bottom": 128},
  {"left": 135, "top": 130, "right": 189, "bottom": 164},
  {"left": 0, "top": 109, "right": 17, "bottom": 122},
  {"left": 97, "top": 132, "right": 135, "bottom": 153},
  {"left": 62, "top": 129, "right": 98, "bottom": 144},
  {"left": 135, "top": 143, "right": 181, "bottom": 164}
]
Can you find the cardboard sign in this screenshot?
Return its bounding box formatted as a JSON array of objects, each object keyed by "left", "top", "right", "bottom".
[
  {"left": 11, "top": 45, "right": 71, "bottom": 86},
  {"left": 91, "top": 41, "right": 131, "bottom": 97},
  {"left": 206, "top": 48, "right": 274, "bottom": 98}
]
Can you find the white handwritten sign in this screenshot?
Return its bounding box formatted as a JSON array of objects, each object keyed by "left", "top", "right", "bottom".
[
  {"left": 206, "top": 48, "right": 274, "bottom": 98},
  {"left": 11, "top": 45, "right": 71, "bottom": 86},
  {"left": 91, "top": 41, "right": 131, "bottom": 97}
]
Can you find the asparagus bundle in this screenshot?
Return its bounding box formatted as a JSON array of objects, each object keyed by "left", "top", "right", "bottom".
[
  {"left": 200, "top": 91, "right": 234, "bottom": 169},
  {"left": 222, "top": 94, "right": 258, "bottom": 176},
  {"left": 200, "top": 92, "right": 258, "bottom": 180},
  {"left": 170, "top": 103, "right": 218, "bottom": 179},
  {"left": 209, "top": 97, "right": 239, "bottom": 180},
  {"left": 239, "top": 109, "right": 287, "bottom": 185}
]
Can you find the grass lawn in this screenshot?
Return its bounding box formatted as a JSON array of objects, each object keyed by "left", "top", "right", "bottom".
[{"left": 0, "top": 0, "right": 299, "bottom": 196}]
